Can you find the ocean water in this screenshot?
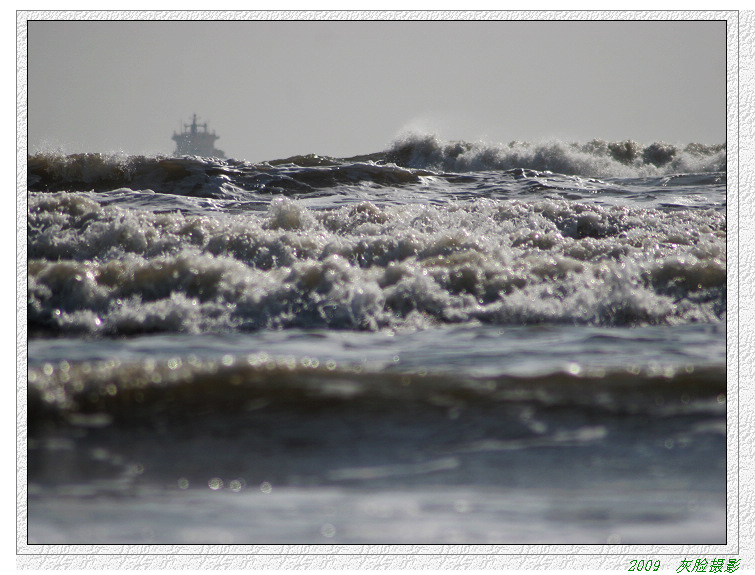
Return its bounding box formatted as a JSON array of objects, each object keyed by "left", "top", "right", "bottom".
[{"left": 25, "top": 134, "right": 727, "bottom": 545}]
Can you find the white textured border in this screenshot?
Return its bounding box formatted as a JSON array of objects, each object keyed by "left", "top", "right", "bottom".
[{"left": 15, "top": 10, "right": 747, "bottom": 571}]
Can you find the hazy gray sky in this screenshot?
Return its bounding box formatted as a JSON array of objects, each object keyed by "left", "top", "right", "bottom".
[{"left": 27, "top": 18, "right": 726, "bottom": 162}]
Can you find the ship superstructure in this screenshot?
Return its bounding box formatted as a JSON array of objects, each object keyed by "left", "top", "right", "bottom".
[{"left": 172, "top": 114, "right": 225, "bottom": 158}]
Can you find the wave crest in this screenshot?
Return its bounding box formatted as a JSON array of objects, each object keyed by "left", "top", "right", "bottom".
[{"left": 384, "top": 134, "right": 726, "bottom": 178}]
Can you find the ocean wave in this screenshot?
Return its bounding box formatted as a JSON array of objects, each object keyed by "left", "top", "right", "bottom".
[
  {"left": 28, "top": 346, "right": 725, "bottom": 429},
  {"left": 384, "top": 134, "right": 726, "bottom": 178},
  {"left": 26, "top": 135, "right": 726, "bottom": 201},
  {"left": 26, "top": 151, "right": 428, "bottom": 199},
  {"left": 28, "top": 192, "right": 726, "bottom": 336}
]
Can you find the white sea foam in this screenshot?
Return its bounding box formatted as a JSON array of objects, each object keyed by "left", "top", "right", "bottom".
[{"left": 28, "top": 191, "right": 725, "bottom": 335}]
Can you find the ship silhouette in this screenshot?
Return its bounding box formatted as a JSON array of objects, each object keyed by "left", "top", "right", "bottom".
[{"left": 172, "top": 114, "right": 225, "bottom": 158}]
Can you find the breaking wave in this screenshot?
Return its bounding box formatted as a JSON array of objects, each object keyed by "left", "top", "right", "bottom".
[
  {"left": 28, "top": 191, "right": 725, "bottom": 336},
  {"left": 27, "top": 135, "right": 725, "bottom": 200}
]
